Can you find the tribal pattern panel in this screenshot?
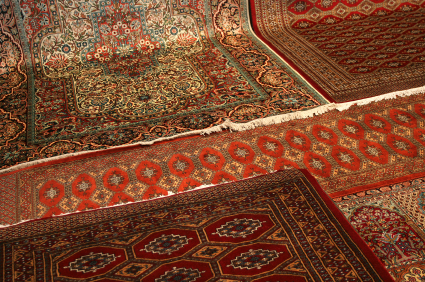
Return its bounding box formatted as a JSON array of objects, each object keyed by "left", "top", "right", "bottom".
[
  {"left": 0, "top": 171, "right": 391, "bottom": 282},
  {"left": 251, "top": 0, "right": 425, "bottom": 102},
  {"left": 286, "top": 0, "right": 425, "bottom": 24},
  {"left": 0, "top": 0, "right": 325, "bottom": 170},
  {"left": 334, "top": 176, "right": 425, "bottom": 281},
  {"left": 291, "top": 2, "right": 425, "bottom": 75},
  {"left": 3, "top": 93, "right": 425, "bottom": 226}
]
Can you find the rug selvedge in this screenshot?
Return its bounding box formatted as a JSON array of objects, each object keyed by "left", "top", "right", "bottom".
[{"left": 0, "top": 0, "right": 326, "bottom": 170}]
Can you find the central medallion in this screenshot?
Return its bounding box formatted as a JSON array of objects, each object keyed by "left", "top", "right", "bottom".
[
  {"left": 143, "top": 234, "right": 192, "bottom": 255},
  {"left": 39, "top": 0, "right": 212, "bottom": 121},
  {"left": 214, "top": 218, "right": 263, "bottom": 238}
]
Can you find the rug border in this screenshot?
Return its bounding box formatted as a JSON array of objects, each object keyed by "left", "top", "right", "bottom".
[
  {"left": 247, "top": 0, "right": 335, "bottom": 103},
  {"left": 329, "top": 170, "right": 425, "bottom": 198},
  {"left": 300, "top": 169, "right": 395, "bottom": 282}
]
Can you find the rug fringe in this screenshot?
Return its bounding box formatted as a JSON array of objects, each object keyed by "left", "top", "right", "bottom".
[
  {"left": 200, "top": 85, "right": 425, "bottom": 135},
  {"left": 1, "top": 85, "right": 424, "bottom": 176}
]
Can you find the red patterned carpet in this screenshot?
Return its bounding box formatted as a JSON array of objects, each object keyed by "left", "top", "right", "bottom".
[
  {"left": 2, "top": 0, "right": 425, "bottom": 280},
  {"left": 2, "top": 92, "right": 425, "bottom": 226},
  {"left": 250, "top": 0, "right": 425, "bottom": 102},
  {"left": 0, "top": 170, "right": 394, "bottom": 282}
]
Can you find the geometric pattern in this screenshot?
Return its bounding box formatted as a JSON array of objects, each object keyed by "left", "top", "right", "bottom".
[
  {"left": 0, "top": 0, "right": 327, "bottom": 170},
  {"left": 64, "top": 252, "right": 119, "bottom": 274},
  {"left": 0, "top": 170, "right": 394, "bottom": 281},
  {"left": 214, "top": 218, "right": 263, "bottom": 238},
  {"left": 2, "top": 93, "right": 425, "bottom": 226},
  {"left": 333, "top": 174, "right": 425, "bottom": 281},
  {"left": 251, "top": 0, "right": 425, "bottom": 102}
]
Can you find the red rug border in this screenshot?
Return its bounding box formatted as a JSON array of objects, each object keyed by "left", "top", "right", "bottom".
[
  {"left": 301, "top": 169, "right": 395, "bottom": 282},
  {"left": 329, "top": 170, "right": 425, "bottom": 198},
  {"left": 0, "top": 134, "right": 201, "bottom": 177},
  {"left": 248, "top": 0, "right": 336, "bottom": 103}
]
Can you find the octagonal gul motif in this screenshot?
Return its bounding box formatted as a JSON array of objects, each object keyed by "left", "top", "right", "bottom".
[
  {"left": 133, "top": 229, "right": 200, "bottom": 260},
  {"left": 39, "top": 180, "right": 65, "bottom": 207},
  {"left": 72, "top": 173, "right": 97, "bottom": 199},
  {"left": 108, "top": 192, "right": 134, "bottom": 206},
  {"left": 142, "top": 185, "right": 168, "bottom": 200},
  {"left": 312, "top": 124, "right": 338, "bottom": 145},
  {"left": 155, "top": 267, "right": 202, "bottom": 282},
  {"left": 144, "top": 234, "right": 191, "bottom": 255},
  {"left": 364, "top": 114, "right": 392, "bottom": 134},
  {"left": 359, "top": 139, "right": 389, "bottom": 164},
  {"left": 168, "top": 154, "right": 195, "bottom": 178},
  {"left": 288, "top": 0, "right": 314, "bottom": 15},
  {"left": 199, "top": 147, "right": 226, "bottom": 171},
  {"left": 257, "top": 136, "right": 284, "bottom": 158},
  {"left": 386, "top": 134, "right": 417, "bottom": 157},
  {"left": 211, "top": 171, "right": 237, "bottom": 184},
  {"left": 390, "top": 109, "right": 417, "bottom": 128},
  {"left": 228, "top": 142, "right": 255, "bottom": 164},
  {"left": 103, "top": 167, "right": 129, "bottom": 192},
  {"left": 57, "top": 247, "right": 127, "bottom": 279},
  {"left": 136, "top": 161, "right": 163, "bottom": 185},
  {"left": 303, "top": 152, "right": 332, "bottom": 178},
  {"left": 219, "top": 243, "right": 292, "bottom": 276},
  {"left": 178, "top": 178, "right": 202, "bottom": 193},
  {"left": 213, "top": 218, "right": 263, "bottom": 238},
  {"left": 338, "top": 119, "right": 365, "bottom": 140},
  {"left": 230, "top": 249, "right": 282, "bottom": 270},
  {"left": 285, "top": 130, "right": 311, "bottom": 151},
  {"left": 331, "top": 145, "right": 361, "bottom": 171},
  {"left": 205, "top": 213, "right": 274, "bottom": 243},
  {"left": 76, "top": 200, "right": 100, "bottom": 212}
]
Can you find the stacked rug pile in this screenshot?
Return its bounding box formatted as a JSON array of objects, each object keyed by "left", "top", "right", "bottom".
[{"left": 1, "top": 0, "right": 424, "bottom": 280}]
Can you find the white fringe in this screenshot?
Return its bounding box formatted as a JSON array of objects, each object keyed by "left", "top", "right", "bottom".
[
  {"left": 0, "top": 85, "right": 424, "bottom": 177},
  {"left": 200, "top": 85, "right": 425, "bottom": 134}
]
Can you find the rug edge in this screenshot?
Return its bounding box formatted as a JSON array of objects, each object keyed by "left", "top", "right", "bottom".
[{"left": 300, "top": 169, "right": 395, "bottom": 282}]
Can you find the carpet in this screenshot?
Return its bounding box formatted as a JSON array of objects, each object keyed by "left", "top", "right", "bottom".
[
  {"left": 0, "top": 170, "right": 394, "bottom": 281},
  {"left": 2, "top": 91, "right": 425, "bottom": 226},
  {"left": 250, "top": 0, "right": 425, "bottom": 102},
  {"left": 333, "top": 174, "right": 425, "bottom": 281},
  {"left": 0, "top": 0, "right": 327, "bottom": 170}
]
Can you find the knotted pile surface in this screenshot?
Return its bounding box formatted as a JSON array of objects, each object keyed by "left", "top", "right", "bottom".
[
  {"left": 250, "top": 0, "right": 425, "bottom": 102},
  {"left": 0, "top": 170, "right": 393, "bottom": 282},
  {"left": 0, "top": 0, "right": 327, "bottom": 170}
]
